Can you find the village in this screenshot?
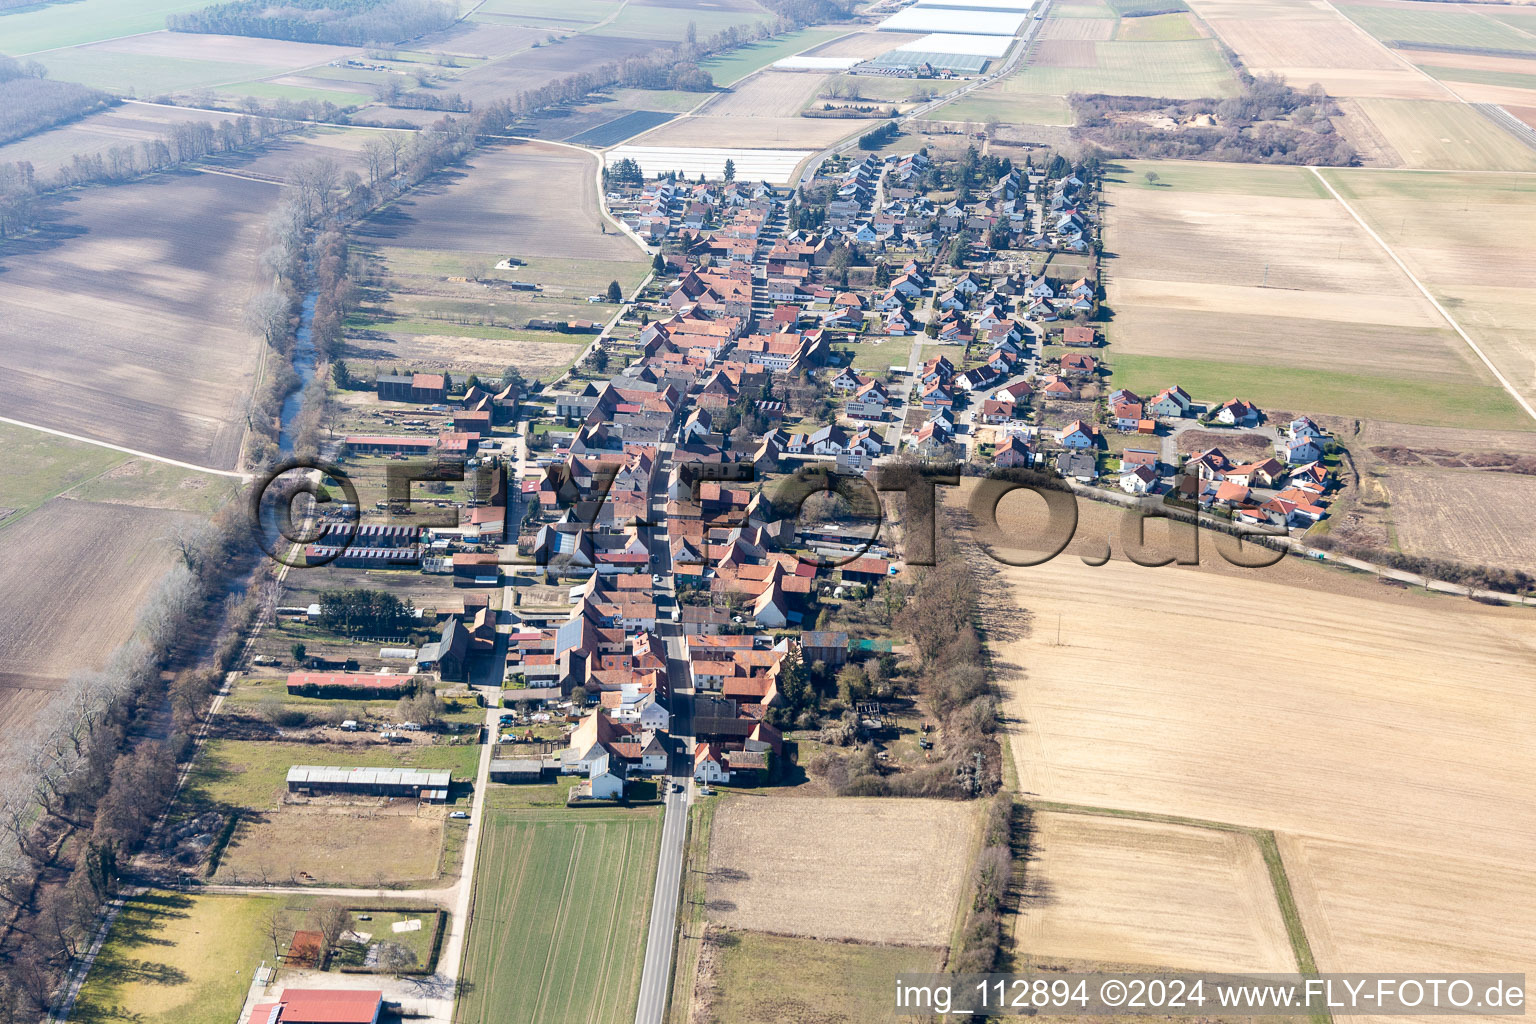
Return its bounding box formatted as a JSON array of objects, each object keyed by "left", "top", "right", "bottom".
[{"left": 241, "top": 143, "right": 1349, "bottom": 812}]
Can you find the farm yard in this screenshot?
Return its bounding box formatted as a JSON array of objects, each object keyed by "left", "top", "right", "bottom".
[
  {"left": 704, "top": 797, "right": 979, "bottom": 946},
  {"left": 1318, "top": 168, "right": 1536, "bottom": 417},
  {"left": 0, "top": 170, "right": 277, "bottom": 469},
  {"left": 1016, "top": 812, "right": 1296, "bottom": 973},
  {"left": 214, "top": 802, "right": 453, "bottom": 887},
  {"left": 74, "top": 890, "right": 444, "bottom": 1024},
  {"left": 73, "top": 891, "right": 296, "bottom": 1024},
  {"left": 455, "top": 807, "right": 661, "bottom": 1024},
  {"left": 986, "top": 493, "right": 1536, "bottom": 1002},
  {"left": 1101, "top": 160, "right": 1529, "bottom": 428}
]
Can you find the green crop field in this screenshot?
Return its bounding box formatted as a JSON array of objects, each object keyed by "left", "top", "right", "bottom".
[
  {"left": 700, "top": 931, "right": 943, "bottom": 1023},
  {"left": 0, "top": 0, "right": 209, "bottom": 55},
  {"left": 455, "top": 807, "right": 662, "bottom": 1024},
  {"left": 1418, "top": 63, "right": 1536, "bottom": 92},
  {"left": 216, "top": 80, "right": 373, "bottom": 106},
  {"left": 699, "top": 28, "right": 848, "bottom": 85},
  {"left": 1116, "top": 11, "right": 1201, "bottom": 41},
  {"left": 1102, "top": 159, "right": 1328, "bottom": 198},
  {"left": 1336, "top": 3, "right": 1536, "bottom": 54},
  {"left": 926, "top": 89, "right": 1074, "bottom": 126},
  {"left": 1012, "top": 39, "right": 1241, "bottom": 98},
  {"left": 475, "top": 0, "right": 621, "bottom": 23},
  {"left": 1107, "top": 0, "right": 1188, "bottom": 15},
  {"left": 605, "top": 3, "right": 771, "bottom": 42},
  {"left": 37, "top": 49, "right": 284, "bottom": 95},
  {"left": 1104, "top": 353, "right": 1528, "bottom": 429}
]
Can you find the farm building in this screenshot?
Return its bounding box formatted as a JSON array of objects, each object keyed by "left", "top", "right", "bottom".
[
  {"left": 489, "top": 758, "right": 548, "bottom": 783},
  {"left": 377, "top": 372, "right": 446, "bottom": 403},
  {"left": 303, "top": 544, "right": 421, "bottom": 569},
  {"left": 341, "top": 436, "right": 437, "bottom": 456},
  {"left": 285, "top": 673, "right": 415, "bottom": 699},
  {"left": 801, "top": 631, "right": 849, "bottom": 668},
  {"left": 247, "top": 988, "right": 383, "bottom": 1024},
  {"left": 312, "top": 523, "right": 422, "bottom": 548},
  {"left": 285, "top": 766, "right": 451, "bottom": 802}
]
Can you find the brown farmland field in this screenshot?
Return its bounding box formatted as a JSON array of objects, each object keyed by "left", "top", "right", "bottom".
[
  {"left": 214, "top": 803, "right": 447, "bottom": 886},
  {"left": 701, "top": 71, "right": 829, "bottom": 118},
  {"left": 705, "top": 797, "right": 979, "bottom": 946},
  {"left": 805, "top": 30, "right": 919, "bottom": 57},
  {"left": 0, "top": 498, "right": 188, "bottom": 706},
  {"left": 0, "top": 171, "right": 277, "bottom": 469},
  {"left": 0, "top": 102, "right": 238, "bottom": 176},
  {"left": 1018, "top": 812, "right": 1296, "bottom": 972},
  {"left": 982, "top": 493, "right": 1536, "bottom": 1002},
  {"left": 439, "top": 32, "right": 661, "bottom": 108},
  {"left": 1032, "top": 39, "right": 1101, "bottom": 67},
  {"left": 355, "top": 142, "right": 640, "bottom": 261},
  {"left": 1187, "top": 0, "right": 1448, "bottom": 98},
  {"left": 1377, "top": 465, "right": 1536, "bottom": 573}
]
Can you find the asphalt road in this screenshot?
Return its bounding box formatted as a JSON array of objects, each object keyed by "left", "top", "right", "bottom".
[{"left": 633, "top": 424, "right": 698, "bottom": 1024}]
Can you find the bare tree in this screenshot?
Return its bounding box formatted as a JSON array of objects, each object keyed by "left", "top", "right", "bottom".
[
  {"left": 244, "top": 288, "right": 290, "bottom": 346},
  {"left": 263, "top": 906, "right": 287, "bottom": 960},
  {"left": 313, "top": 899, "right": 354, "bottom": 962}
]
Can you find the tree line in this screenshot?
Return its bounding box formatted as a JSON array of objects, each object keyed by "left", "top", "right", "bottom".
[
  {"left": 0, "top": 113, "right": 300, "bottom": 238},
  {"left": 167, "top": 0, "right": 456, "bottom": 46},
  {"left": 0, "top": 501, "right": 262, "bottom": 1018},
  {"left": 0, "top": 56, "right": 114, "bottom": 147}
]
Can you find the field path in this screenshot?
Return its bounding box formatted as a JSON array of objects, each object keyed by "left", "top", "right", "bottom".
[
  {"left": 1310, "top": 166, "right": 1536, "bottom": 424},
  {"left": 0, "top": 414, "right": 252, "bottom": 480}
]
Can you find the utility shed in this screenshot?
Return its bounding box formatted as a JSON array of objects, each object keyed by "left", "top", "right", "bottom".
[{"left": 285, "top": 765, "right": 451, "bottom": 802}]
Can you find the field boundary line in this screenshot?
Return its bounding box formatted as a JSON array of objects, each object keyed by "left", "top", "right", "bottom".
[
  {"left": 1021, "top": 799, "right": 1329, "bottom": 1022},
  {"left": 0, "top": 415, "right": 252, "bottom": 480},
  {"left": 1310, "top": 166, "right": 1536, "bottom": 425}
]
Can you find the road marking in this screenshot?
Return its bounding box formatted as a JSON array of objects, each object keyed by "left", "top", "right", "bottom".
[
  {"left": 1309, "top": 166, "right": 1536, "bottom": 425},
  {"left": 0, "top": 415, "right": 253, "bottom": 479}
]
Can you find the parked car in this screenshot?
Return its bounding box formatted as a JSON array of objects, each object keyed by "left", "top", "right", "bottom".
[{"left": 449, "top": 811, "right": 469, "bottom": 820}]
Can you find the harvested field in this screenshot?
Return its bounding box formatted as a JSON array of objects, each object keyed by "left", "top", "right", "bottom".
[
  {"left": 564, "top": 109, "right": 675, "bottom": 146},
  {"left": 0, "top": 498, "right": 188, "bottom": 698},
  {"left": 1355, "top": 98, "right": 1536, "bottom": 170},
  {"left": 633, "top": 113, "right": 876, "bottom": 148},
  {"left": 983, "top": 492, "right": 1536, "bottom": 995},
  {"left": 1102, "top": 161, "right": 1526, "bottom": 426},
  {"left": 356, "top": 142, "right": 639, "bottom": 261},
  {"left": 1378, "top": 465, "right": 1536, "bottom": 573},
  {"left": 0, "top": 170, "right": 277, "bottom": 468},
  {"left": 1282, "top": 836, "right": 1536, "bottom": 989},
  {"left": 1034, "top": 39, "right": 1100, "bottom": 67},
  {"left": 705, "top": 797, "right": 978, "bottom": 946},
  {"left": 1039, "top": 15, "right": 1117, "bottom": 40},
  {"left": 1189, "top": 0, "right": 1448, "bottom": 98},
  {"left": 1018, "top": 812, "right": 1296, "bottom": 972},
  {"left": 701, "top": 70, "right": 830, "bottom": 118},
  {"left": 215, "top": 803, "right": 446, "bottom": 886},
  {"left": 1319, "top": 168, "right": 1536, "bottom": 416},
  {"left": 806, "top": 30, "right": 920, "bottom": 56},
  {"left": 0, "top": 102, "right": 236, "bottom": 177},
  {"left": 442, "top": 32, "right": 661, "bottom": 107}
]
